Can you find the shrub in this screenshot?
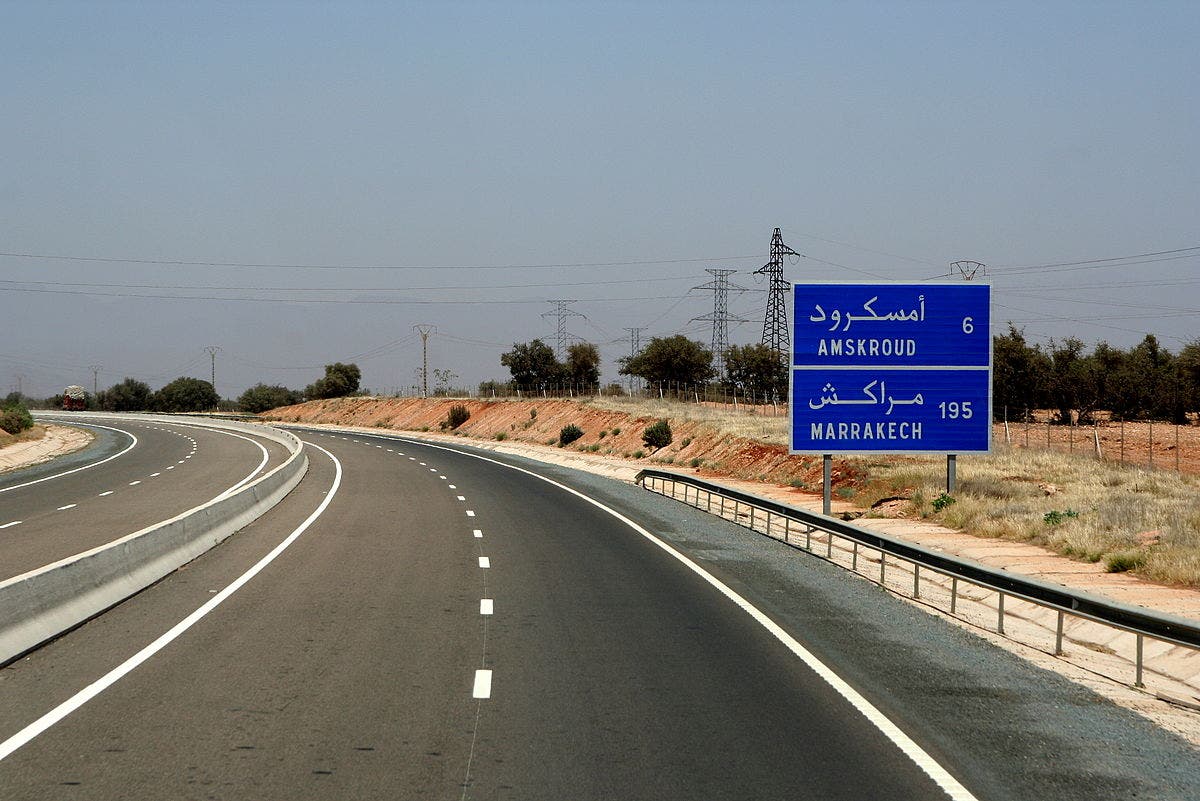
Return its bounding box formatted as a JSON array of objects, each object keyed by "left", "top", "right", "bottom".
[
  {"left": 690, "top": 458, "right": 702, "bottom": 468},
  {"left": 444, "top": 404, "right": 470, "bottom": 430},
  {"left": 559, "top": 424, "right": 584, "bottom": 446},
  {"left": 495, "top": 432, "right": 507, "bottom": 441},
  {"left": 0, "top": 402, "right": 34, "bottom": 435},
  {"left": 1104, "top": 549, "right": 1147, "bottom": 573},
  {"left": 598, "top": 430, "right": 607, "bottom": 439},
  {"left": 530, "top": 408, "right": 537, "bottom": 419},
  {"left": 1044, "top": 509, "right": 1080, "bottom": 526},
  {"left": 681, "top": 437, "right": 692, "bottom": 448},
  {"left": 633, "top": 449, "right": 645, "bottom": 459},
  {"left": 931, "top": 492, "right": 956, "bottom": 512},
  {"left": 612, "top": 427, "right": 621, "bottom": 436},
  {"left": 642, "top": 419, "right": 672, "bottom": 450}
]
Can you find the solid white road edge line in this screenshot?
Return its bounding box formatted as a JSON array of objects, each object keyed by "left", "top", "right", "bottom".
[
  {"left": 0, "top": 522, "right": 21, "bottom": 529},
  {"left": 405, "top": 436, "right": 979, "bottom": 801},
  {"left": 0, "top": 441, "right": 343, "bottom": 764},
  {"left": 0, "top": 423, "right": 137, "bottom": 494},
  {"left": 473, "top": 669, "right": 493, "bottom": 699}
]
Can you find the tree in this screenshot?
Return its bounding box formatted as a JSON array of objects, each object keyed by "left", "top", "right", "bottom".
[
  {"left": 304, "top": 362, "right": 361, "bottom": 399},
  {"left": 991, "top": 325, "right": 1050, "bottom": 419},
  {"left": 154, "top": 377, "right": 219, "bottom": 412},
  {"left": 500, "top": 340, "right": 563, "bottom": 388},
  {"left": 565, "top": 342, "right": 601, "bottom": 388},
  {"left": 98, "top": 377, "right": 153, "bottom": 412},
  {"left": 723, "top": 343, "right": 788, "bottom": 399},
  {"left": 238, "top": 383, "right": 303, "bottom": 414},
  {"left": 619, "top": 335, "right": 715, "bottom": 386}
]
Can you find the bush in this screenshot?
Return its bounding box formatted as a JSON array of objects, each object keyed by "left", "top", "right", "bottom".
[
  {"left": 633, "top": 449, "right": 645, "bottom": 459},
  {"left": 642, "top": 419, "right": 672, "bottom": 450},
  {"left": 1044, "top": 509, "right": 1080, "bottom": 526},
  {"left": 495, "top": 432, "right": 507, "bottom": 441},
  {"left": 559, "top": 424, "right": 584, "bottom": 446},
  {"left": 1104, "top": 549, "right": 1147, "bottom": 573},
  {"left": 445, "top": 404, "right": 470, "bottom": 430},
  {"left": 0, "top": 402, "right": 34, "bottom": 435},
  {"left": 931, "top": 492, "right": 956, "bottom": 512},
  {"left": 690, "top": 458, "right": 703, "bottom": 468},
  {"left": 611, "top": 427, "right": 621, "bottom": 436}
]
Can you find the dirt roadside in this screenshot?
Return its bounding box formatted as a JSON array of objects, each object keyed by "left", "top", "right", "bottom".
[
  {"left": 265, "top": 397, "right": 1200, "bottom": 746},
  {"left": 0, "top": 424, "right": 93, "bottom": 474}
]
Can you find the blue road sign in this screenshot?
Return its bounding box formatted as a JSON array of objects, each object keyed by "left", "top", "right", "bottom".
[{"left": 791, "top": 282, "right": 991, "bottom": 454}]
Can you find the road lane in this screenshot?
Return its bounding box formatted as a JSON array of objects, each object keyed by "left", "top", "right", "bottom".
[
  {"left": 2, "top": 428, "right": 1199, "bottom": 800},
  {"left": 0, "top": 418, "right": 290, "bottom": 580}
]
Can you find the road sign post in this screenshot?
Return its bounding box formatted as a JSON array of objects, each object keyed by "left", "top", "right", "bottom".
[{"left": 790, "top": 282, "right": 991, "bottom": 502}]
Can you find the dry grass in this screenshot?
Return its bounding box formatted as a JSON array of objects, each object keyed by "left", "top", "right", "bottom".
[
  {"left": 587, "top": 396, "right": 789, "bottom": 443},
  {"left": 852, "top": 445, "right": 1200, "bottom": 585},
  {"left": 0, "top": 424, "right": 47, "bottom": 449}
]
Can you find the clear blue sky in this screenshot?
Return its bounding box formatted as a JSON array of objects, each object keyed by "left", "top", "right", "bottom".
[{"left": 3, "top": 1, "right": 1197, "bottom": 397}]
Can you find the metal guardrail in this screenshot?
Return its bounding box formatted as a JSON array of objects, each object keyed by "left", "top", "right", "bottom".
[{"left": 635, "top": 468, "right": 1200, "bottom": 693}]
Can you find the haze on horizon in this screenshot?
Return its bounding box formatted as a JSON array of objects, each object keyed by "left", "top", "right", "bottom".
[{"left": 3, "top": 1, "right": 1197, "bottom": 399}]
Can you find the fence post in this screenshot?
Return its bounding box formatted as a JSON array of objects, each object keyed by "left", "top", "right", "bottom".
[
  {"left": 1149, "top": 420, "right": 1154, "bottom": 470},
  {"left": 1135, "top": 634, "right": 1145, "bottom": 687}
]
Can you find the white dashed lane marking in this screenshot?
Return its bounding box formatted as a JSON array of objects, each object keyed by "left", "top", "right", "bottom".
[
  {"left": 457, "top": 496, "right": 466, "bottom": 501},
  {"left": 478, "top": 556, "right": 490, "bottom": 568},
  {"left": 473, "top": 529, "right": 483, "bottom": 538},
  {"left": 57, "top": 504, "right": 77, "bottom": 511},
  {"left": 480, "top": 599, "right": 493, "bottom": 615},
  {"left": 473, "top": 670, "right": 493, "bottom": 699},
  {"left": 448, "top": 484, "right": 456, "bottom": 489},
  {"left": 129, "top": 481, "right": 141, "bottom": 486},
  {"left": 98, "top": 491, "right": 114, "bottom": 497},
  {"left": 150, "top": 473, "right": 161, "bottom": 477},
  {"left": 0, "top": 521, "right": 21, "bottom": 530},
  {"left": 466, "top": 510, "right": 476, "bottom": 517}
]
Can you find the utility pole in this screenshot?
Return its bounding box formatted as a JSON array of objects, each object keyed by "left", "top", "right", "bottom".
[
  {"left": 949, "top": 260, "right": 986, "bottom": 280},
  {"left": 542, "top": 300, "right": 585, "bottom": 360},
  {"left": 755, "top": 227, "right": 799, "bottom": 368},
  {"left": 692, "top": 269, "right": 747, "bottom": 379},
  {"left": 623, "top": 327, "right": 645, "bottom": 396},
  {"left": 413, "top": 324, "right": 436, "bottom": 398},
  {"left": 204, "top": 346, "right": 221, "bottom": 396},
  {"left": 89, "top": 365, "right": 102, "bottom": 396}
]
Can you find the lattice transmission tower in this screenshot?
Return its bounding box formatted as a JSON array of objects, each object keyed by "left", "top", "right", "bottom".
[
  {"left": 542, "top": 300, "right": 585, "bottom": 359},
  {"left": 755, "top": 227, "right": 799, "bottom": 366},
  {"left": 692, "top": 269, "right": 747, "bottom": 379}
]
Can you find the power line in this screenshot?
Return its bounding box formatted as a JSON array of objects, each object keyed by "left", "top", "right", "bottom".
[
  {"left": 0, "top": 250, "right": 762, "bottom": 271},
  {"left": 991, "top": 245, "right": 1200, "bottom": 272}
]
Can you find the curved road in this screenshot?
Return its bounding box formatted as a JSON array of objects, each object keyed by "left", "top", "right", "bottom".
[
  {"left": 0, "top": 416, "right": 290, "bottom": 580},
  {"left": 0, "top": 427, "right": 1198, "bottom": 800}
]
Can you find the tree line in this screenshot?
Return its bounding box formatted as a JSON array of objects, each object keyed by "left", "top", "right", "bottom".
[
  {"left": 493, "top": 330, "right": 1200, "bottom": 424},
  {"left": 995, "top": 326, "right": 1200, "bottom": 424}
]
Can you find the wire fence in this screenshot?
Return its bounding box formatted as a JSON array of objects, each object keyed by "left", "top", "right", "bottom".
[
  {"left": 998, "top": 410, "right": 1200, "bottom": 477},
  {"left": 383, "top": 382, "right": 792, "bottom": 417}
]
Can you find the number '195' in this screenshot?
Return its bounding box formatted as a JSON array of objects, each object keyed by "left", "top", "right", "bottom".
[{"left": 938, "top": 401, "right": 973, "bottom": 419}]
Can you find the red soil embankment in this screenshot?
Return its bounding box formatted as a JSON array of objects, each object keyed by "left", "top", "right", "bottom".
[{"left": 262, "top": 397, "right": 862, "bottom": 492}]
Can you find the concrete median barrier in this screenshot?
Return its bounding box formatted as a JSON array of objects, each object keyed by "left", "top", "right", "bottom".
[{"left": 0, "top": 418, "right": 307, "bottom": 664}]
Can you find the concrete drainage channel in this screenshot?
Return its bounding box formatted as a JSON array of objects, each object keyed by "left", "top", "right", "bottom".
[{"left": 0, "top": 415, "right": 307, "bottom": 665}]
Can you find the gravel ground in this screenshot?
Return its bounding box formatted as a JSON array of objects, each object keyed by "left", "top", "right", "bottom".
[{"left": 411, "top": 434, "right": 1200, "bottom": 801}]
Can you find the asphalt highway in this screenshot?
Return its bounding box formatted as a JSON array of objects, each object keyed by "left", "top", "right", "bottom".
[
  {"left": 0, "top": 416, "right": 290, "bottom": 580},
  {"left": 1, "top": 426, "right": 1199, "bottom": 800}
]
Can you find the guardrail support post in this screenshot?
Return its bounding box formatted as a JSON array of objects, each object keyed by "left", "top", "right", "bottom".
[
  {"left": 783, "top": 518, "right": 790, "bottom": 544},
  {"left": 997, "top": 593, "right": 1006, "bottom": 635},
  {"left": 913, "top": 565, "right": 920, "bottom": 598},
  {"left": 1135, "top": 635, "right": 1145, "bottom": 687},
  {"left": 827, "top": 532, "right": 834, "bottom": 559},
  {"left": 805, "top": 526, "right": 812, "bottom": 551},
  {"left": 852, "top": 541, "right": 858, "bottom": 571},
  {"left": 765, "top": 510, "right": 772, "bottom": 537},
  {"left": 1055, "top": 611, "right": 1065, "bottom": 655},
  {"left": 950, "top": 577, "right": 958, "bottom": 614},
  {"left": 750, "top": 505, "right": 756, "bottom": 531},
  {"left": 880, "top": 552, "right": 887, "bottom": 585}
]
